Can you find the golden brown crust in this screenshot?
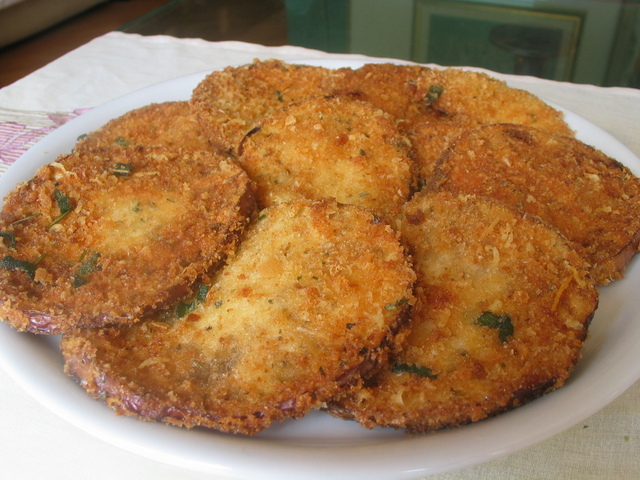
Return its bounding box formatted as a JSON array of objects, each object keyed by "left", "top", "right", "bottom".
[
  {"left": 406, "top": 122, "right": 467, "bottom": 186},
  {"left": 5, "top": 60, "right": 634, "bottom": 435},
  {"left": 74, "top": 101, "right": 214, "bottom": 153},
  {"left": 328, "top": 191, "right": 598, "bottom": 432},
  {"left": 61, "top": 199, "right": 416, "bottom": 435},
  {"left": 0, "top": 147, "right": 256, "bottom": 333},
  {"left": 190, "top": 59, "right": 348, "bottom": 156},
  {"left": 238, "top": 95, "right": 414, "bottom": 222},
  {"left": 431, "top": 124, "right": 640, "bottom": 284},
  {"left": 343, "top": 63, "right": 573, "bottom": 135},
  {"left": 341, "top": 63, "right": 574, "bottom": 188}
]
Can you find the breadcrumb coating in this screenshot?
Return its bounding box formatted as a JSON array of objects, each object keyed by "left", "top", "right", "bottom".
[
  {"left": 0, "top": 147, "right": 255, "bottom": 333},
  {"left": 238, "top": 95, "right": 414, "bottom": 222},
  {"left": 329, "top": 191, "right": 598, "bottom": 432},
  {"left": 432, "top": 124, "right": 640, "bottom": 284},
  {"left": 62, "top": 200, "right": 416, "bottom": 435}
]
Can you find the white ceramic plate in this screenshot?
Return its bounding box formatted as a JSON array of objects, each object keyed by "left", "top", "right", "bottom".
[{"left": 1, "top": 59, "right": 640, "bottom": 480}]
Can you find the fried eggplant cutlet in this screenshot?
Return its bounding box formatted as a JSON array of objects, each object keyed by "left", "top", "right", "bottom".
[
  {"left": 343, "top": 63, "right": 573, "bottom": 135},
  {"left": 73, "top": 101, "right": 213, "bottom": 153},
  {"left": 61, "top": 199, "right": 416, "bottom": 435},
  {"left": 431, "top": 124, "right": 640, "bottom": 284},
  {"left": 191, "top": 59, "right": 347, "bottom": 156},
  {"left": 237, "top": 95, "right": 414, "bottom": 222},
  {"left": 407, "top": 122, "right": 466, "bottom": 186},
  {"left": 328, "top": 191, "right": 598, "bottom": 433},
  {"left": 0, "top": 147, "right": 255, "bottom": 334}
]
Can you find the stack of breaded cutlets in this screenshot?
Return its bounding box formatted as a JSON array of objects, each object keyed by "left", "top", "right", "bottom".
[{"left": 1, "top": 60, "right": 639, "bottom": 435}]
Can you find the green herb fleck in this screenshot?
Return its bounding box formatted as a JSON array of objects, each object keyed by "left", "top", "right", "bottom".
[
  {"left": 0, "top": 253, "right": 46, "bottom": 281},
  {"left": 73, "top": 251, "right": 101, "bottom": 288},
  {"left": 113, "top": 162, "right": 133, "bottom": 177},
  {"left": 275, "top": 90, "right": 284, "bottom": 102},
  {"left": 385, "top": 298, "right": 408, "bottom": 310},
  {"left": 48, "top": 189, "right": 73, "bottom": 228},
  {"left": 0, "top": 232, "right": 16, "bottom": 249},
  {"left": 114, "top": 136, "right": 132, "bottom": 147},
  {"left": 624, "top": 435, "right": 630, "bottom": 441},
  {"left": 10, "top": 213, "right": 42, "bottom": 226},
  {"left": 176, "top": 284, "right": 210, "bottom": 317},
  {"left": 257, "top": 213, "right": 267, "bottom": 221},
  {"left": 392, "top": 363, "right": 438, "bottom": 379},
  {"left": 475, "top": 312, "right": 514, "bottom": 343},
  {"left": 424, "top": 85, "right": 444, "bottom": 105}
]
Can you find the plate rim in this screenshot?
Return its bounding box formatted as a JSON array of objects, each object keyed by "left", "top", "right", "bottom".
[{"left": 1, "top": 58, "right": 640, "bottom": 480}]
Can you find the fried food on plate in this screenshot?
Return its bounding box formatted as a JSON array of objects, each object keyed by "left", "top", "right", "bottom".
[
  {"left": 61, "top": 199, "right": 416, "bottom": 435},
  {"left": 344, "top": 63, "right": 573, "bottom": 135},
  {"left": 238, "top": 95, "right": 414, "bottom": 222},
  {"left": 0, "top": 147, "right": 255, "bottom": 334},
  {"left": 74, "top": 101, "right": 214, "bottom": 153},
  {"left": 191, "top": 59, "right": 347, "bottom": 156},
  {"left": 342, "top": 63, "right": 574, "bottom": 186},
  {"left": 328, "top": 191, "right": 598, "bottom": 432},
  {"left": 406, "top": 122, "right": 466, "bottom": 186},
  {"left": 431, "top": 124, "right": 640, "bottom": 284}
]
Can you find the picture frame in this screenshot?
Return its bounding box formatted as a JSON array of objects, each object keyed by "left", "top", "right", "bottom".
[{"left": 412, "top": 0, "right": 583, "bottom": 81}]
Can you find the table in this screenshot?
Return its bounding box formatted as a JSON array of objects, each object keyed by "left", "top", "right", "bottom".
[
  {"left": 118, "top": 0, "right": 287, "bottom": 46},
  {"left": 0, "top": 32, "right": 639, "bottom": 480}
]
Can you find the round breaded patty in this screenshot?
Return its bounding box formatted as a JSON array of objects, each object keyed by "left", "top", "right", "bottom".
[
  {"left": 238, "top": 95, "right": 414, "bottom": 221},
  {"left": 191, "top": 59, "right": 347, "bottom": 155},
  {"left": 328, "top": 191, "right": 598, "bottom": 433},
  {"left": 0, "top": 147, "right": 255, "bottom": 334},
  {"left": 407, "top": 121, "right": 466, "bottom": 186},
  {"left": 432, "top": 124, "right": 640, "bottom": 284},
  {"left": 61, "top": 199, "right": 416, "bottom": 435},
  {"left": 74, "top": 101, "right": 214, "bottom": 153},
  {"left": 344, "top": 63, "right": 573, "bottom": 134}
]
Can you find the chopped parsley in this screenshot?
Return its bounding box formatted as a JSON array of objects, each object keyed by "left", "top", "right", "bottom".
[
  {"left": 114, "top": 136, "right": 132, "bottom": 147},
  {"left": 113, "top": 162, "right": 133, "bottom": 177},
  {"left": 73, "top": 251, "right": 101, "bottom": 288},
  {"left": 392, "top": 363, "right": 438, "bottom": 379},
  {"left": 475, "top": 312, "right": 514, "bottom": 343},
  {"left": 0, "top": 232, "right": 16, "bottom": 249},
  {"left": 176, "top": 284, "right": 210, "bottom": 317},
  {"left": 385, "top": 298, "right": 409, "bottom": 310},
  {"left": 48, "top": 189, "right": 73, "bottom": 228},
  {"left": 10, "top": 213, "right": 42, "bottom": 226},
  {"left": 424, "top": 84, "right": 444, "bottom": 105},
  {"left": 0, "top": 253, "right": 46, "bottom": 281}
]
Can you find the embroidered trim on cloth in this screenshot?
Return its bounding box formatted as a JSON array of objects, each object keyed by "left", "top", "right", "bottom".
[{"left": 0, "top": 108, "right": 90, "bottom": 176}]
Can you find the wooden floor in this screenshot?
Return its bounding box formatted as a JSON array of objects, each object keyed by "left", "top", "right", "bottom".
[{"left": 0, "top": 0, "right": 171, "bottom": 88}]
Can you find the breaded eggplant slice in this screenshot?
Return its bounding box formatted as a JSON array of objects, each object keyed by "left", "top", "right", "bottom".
[
  {"left": 73, "top": 101, "right": 214, "bottom": 153},
  {"left": 343, "top": 63, "right": 573, "bottom": 135},
  {"left": 328, "top": 191, "right": 598, "bottom": 433},
  {"left": 407, "top": 122, "right": 466, "bottom": 186},
  {"left": 61, "top": 199, "right": 416, "bottom": 435},
  {"left": 0, "top": 147, "right": 255, "bottom": 334},
  {"left": 238, "top": 95, "right": 414, "bottom": 221},
  {"left": 431, "top": 124, "right": 640, "bottom": 284},
  {"left": 190, "top": 59, "right": 348, "bottom": 155}
]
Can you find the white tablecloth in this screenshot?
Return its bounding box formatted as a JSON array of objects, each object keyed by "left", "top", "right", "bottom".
[{"left": 0, "top": 32, "right": 639, "bottom": 480}]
